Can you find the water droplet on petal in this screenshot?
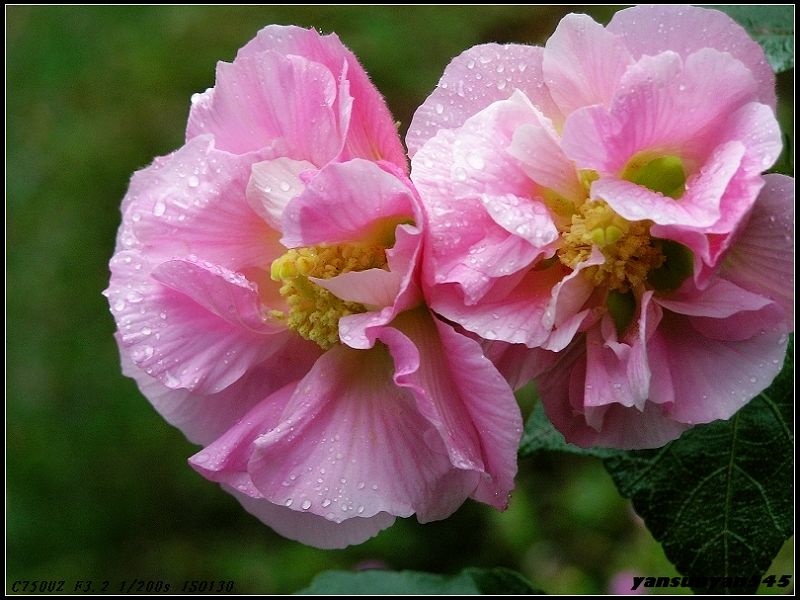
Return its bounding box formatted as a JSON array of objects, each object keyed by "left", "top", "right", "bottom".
[
  {"left": 301, "top": 499, "right": 312, "bottom": 510},
  {"left": 153, "top": 200, "right": 166, "bottom": 217},
  {"left": 188, "top": 175, "right": 200, "bottom": 188}
]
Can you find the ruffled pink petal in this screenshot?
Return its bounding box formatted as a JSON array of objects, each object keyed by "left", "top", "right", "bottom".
[
  {"left": 432, "top": 265, "right": 565, "bottom": 347},
  {"left": 542, "top": 13, "right": 633, "bottom": 115},
  {"left": 656, "top": 278, "right": 775, "bottom": 321},
  {"left": 538, "top": 340, "right": 689, "bottom": 449},
  {"left": 229, "top": 486, "right": 395, "bottom": 549},
  {"left": 246, "top": 158, "right": 315, "bottom": 230},
  {"left": 240, "top": 343, "right": 477, "bottom": 524},
  {"left": 592, "top": 141, "right": 745, "bottom": 228},
  {"left": 406, "top": 43, "right": 560, "bottom": 158},
  {"left": 723, "top": 102, "right": 783, "bottom": 176},
  {"left": 337, "top": 224, "right": 424, "bottom": 350},
  {"left": 185, "top": 377, "right": 395, "bottom": 549},
  {"left": 561, "top": 50, "right": 758, "bottom": 174},
  {"left": 583, "top": 292, "right": 661, "bottom": 413},
  {"left": 125, "top": 135, "right": 281, "bottom": 271},
  {"left": 507, "top": 112, "right": 585, "bottom": 203},
  {"left": 108, "top": 251, "right": 279, "bottom": 394},
  {"left": 722, "top": 174, "right": 794, "bottom": 321},
  {"left": 281, "top": 159, "right": 414, "bottom": 248},
  {"left": 653, "top": 311, "right": 789, "bottom": 424},
  {"left": 608, "top": 4, "right": 776, "bottom": 109},
  {"left": 542, "top": 248, "right": 605, "bottom": 351},
  {"left": 119, "top": 334, "right": 319, "bottom": 446},
  {"left": 151, "top": 257, "right": 281, "bottom": 333},
  {"left": 480, "top": 193, "right": 558, "bottom": 249},
  {"left": 382, "top": 311, "right": 521, "bottom": 510},
  {"left": 187, "top": 52, "right": 341, "bottom": 164},
  {"left": 227, "top": 25, "right": 407, "bottom": 169},
  {"left": 411, "top": 95, "right": 557, "bottom": 302}
]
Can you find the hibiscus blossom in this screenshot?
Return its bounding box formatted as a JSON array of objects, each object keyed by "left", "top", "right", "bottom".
[
  {"left": 105, "top": 26, "right": 520, "bottom": 548},
  {"left": 408, "top": 5, "right": 793, "bottom": 448}
]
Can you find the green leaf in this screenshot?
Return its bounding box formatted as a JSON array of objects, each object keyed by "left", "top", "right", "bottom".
[
  {"left": 713, "top": 5, "right": 794, "bottom": 72},
  {"left": 603, "top": 339, "right": 794, "bottom": 594},
  {"left": 519, "top": 402, "right": 616, "bottom": 460},
  {"left": 296, "top": 567, "right": 543, "bottom": 595}
]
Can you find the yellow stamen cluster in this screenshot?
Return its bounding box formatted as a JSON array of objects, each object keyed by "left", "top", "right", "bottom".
[
  {"left": 270, "top": 244, "right": 388, "bottom": 349},
  {"left": 557, "top": 200, "right": 665, "bottom": 293}
]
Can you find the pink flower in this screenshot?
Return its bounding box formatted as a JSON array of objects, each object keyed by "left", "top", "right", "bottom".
[
  {"left": 105, "top": 26, "right": 521, "bottom": 548},
  {"left": 408, "top": 6, "right": 793, "bottom": 448}
]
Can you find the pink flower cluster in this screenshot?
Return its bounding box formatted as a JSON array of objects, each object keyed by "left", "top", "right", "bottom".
[{"left": 106, "top": 6, "right": 793, "bottom": 547}]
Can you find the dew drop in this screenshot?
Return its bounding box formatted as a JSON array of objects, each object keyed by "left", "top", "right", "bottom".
[
  {"left": 153, "top": 200, "right": 166, "bottom": 217},
  {"left": 279, "top": 180, "right": 291, "bottom": 192},
  {"left": 301, "top": 499, "right": 312, "bottom": 510},
  {"left": 321, "top": 498, "right": 331, "bottom": 508},
  {"left": 188, "top": 175, "right": 200, "bottom": 188},
  {"left": 467, "top": 153, "right": 485, "bottom": 170},
  {"left": 284, "top": 498, "right": 293, "bottom": 507},
  {"left": 434, "top": 103, "right": 444, "bottom": 115}
]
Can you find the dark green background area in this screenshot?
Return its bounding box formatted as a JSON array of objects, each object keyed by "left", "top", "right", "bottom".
[{"left": 6, "top": 6, "right": 793, "bottom": 595}]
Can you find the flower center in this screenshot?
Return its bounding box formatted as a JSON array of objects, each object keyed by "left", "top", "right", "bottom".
[
  {"left": 557, "top": 200, "right": 665, "bottom": 294},
  {"left": 622, "top": 153, "right": 687, "bottom": 199},
  {"left": 270, "top": 244, "right": 388, "bottom": 349}
]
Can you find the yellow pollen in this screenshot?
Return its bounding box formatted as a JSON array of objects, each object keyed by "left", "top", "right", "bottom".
[
  {"left": 270, "top": 244, "right": 388, "bottom": 349},
  {"left": 557, "top": 200, "right": 665, "bottom": 293}
]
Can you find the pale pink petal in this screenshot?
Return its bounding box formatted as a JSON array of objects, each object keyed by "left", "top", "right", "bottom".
[
  {"left": 562, "top": 50, "right": 759, "bottom": 174},
  {"left": 432, "top": 265, "right": 565, "bottom": 347},
  {"left": 653, "top": 312, "right": 789, "bottom": 424},
  {"left": 480, "top": 193, "right": 558, "bottom": 249},
  {"left": 507, "top": 113, "right": 585, "bottom": 203},
  {"left": 108, "top": 250, "right": 278, "bottom": 394},
  {"left": 722, "top": 174, "right": 794, "bottom": 325},
  {"left": 723, "top": 102, "right": 783, "bottom": 176},
  {"left": 119, "top": 335, "right": 319, "bottom": 446},
  {"left": 151, "top": 257, "right": 280, "bottom": 333},
  {"left": 406, "top": 43, "right": 560, "bottom": 157},
  {"left": 246, "top": 158, "right": 315, "bottom": 230},
  {"left": 592, "top": 141, "right": 745, "bottom": 228},
  {"left": 281, "top": 159, "right": 414, "bottom": 248},
  {"left": 125, "top": 135, "right": 281, "bottom": 271},
  {"left": 241, "top": 343, "right": 476, "bottom": 524},
  {"left": 232, "top": 25, "right": 407, "bottom": 168},
  {"left": 383, "top": 311, "right": 521, "bottom": 510},
  {"left": 656, "top": 278, "right": 774, "bottom": 321},
  {"left": 187, "top": 52, "right": 341, "bottom": 164},
  {"left": 608, "top": 4, "right": 776, "bottom": 109},
  {"left": 311, "top": 268, "right": 403, "bottom": 309},
  {"left": 229, "top": 486, "right": 395, "bottom": 549},
  {"left": 543, "top": 13, "right": 633, "bottom": 115}
]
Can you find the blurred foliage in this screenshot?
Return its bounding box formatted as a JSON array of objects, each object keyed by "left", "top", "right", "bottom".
[{"left": 6, "top": 5, "right": 794, "bottom": 595}]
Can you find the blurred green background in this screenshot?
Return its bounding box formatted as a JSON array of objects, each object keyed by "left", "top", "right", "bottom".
[{"left": 7, "top": 5, "right": 793, "bottom": 595}]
